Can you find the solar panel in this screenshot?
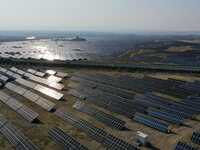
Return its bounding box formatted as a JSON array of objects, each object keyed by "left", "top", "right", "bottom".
[
  {"left": 6, "top": 71, "right": 14, "bottom": 77},
  {"left": 35, "top": 71, "right": 46, "bottom": 77},
  {"left": 103, "top": 134, "right": 137, "bottom": 150},
  {"left": 27, "top": 69, "right": 37, "bottom": 74},
  {"left": 73, "top": 101, "right": 126, "bottom": 130},
  {"left": 14, "top": 67, "right": 64, "bottom": 90},
  {"left": 69, "top": 87, "right": 137, "bottom": 118},
  {"left": 0, "top": 67, "right": 7, "bottom": 73},
  {"left": 16, "top": 78, "right": 37, "bottom": 89},
  {"left": 16, "top": 69, "right": 26, "bottom": 75},
  {"left": 12, "top": 73, "right": 22, "bottom": 79},
  {"left": 0, "top": 115, "right": 39, "bottom": 150},
  {"left": 10, "top": 67, "right": 18, "bottom": 72},
  {"left": 147, "top": 108, "right": 184, "bottom": 125},
  {"left": 48, "top": 82, "right": 64, "bottom": 90},
  {"left": 6, "top": 82, "right": 55, "bottom": 111},
  {"left": 0, "top": 91, "right": 10, "bottom": 103},
  {"left": 24, "top": 72, "right": 35, "bottom": 78},
  {"left": 134, "top": 113, "right": 170, "bottom": 133},
  {"left": 191, "top": 132, "right": 200, "bottom": 145},
  {"left": 0, "top": 115, "right": 8, "bottom": 127},
  {"left": 174, "top": 142, "right": 198, "bottom": 150},
  {"left": 68, "top": 89, "right": 87, "bottom": 100},
  {"left": 145, "top": 93, "right": 199, "bottom": 114},
  {"left": 17, "top": 105, "right": 39, "bottom": 122},
  {"left": 0, "top": 91, "right": 39, "bottom": 122},
  {"left": 4, "top": 70, "right": 22, "bottom": 79},
  {"left": 0, "top": 74, "right": 9, "bottom": 82},
  {"left": 34, "top": 84, "right": 63, "bottom": 100},
  {"left": 70, "top": 76, "right": 135, "bottom": 100},
  {"left": 35, "top": 97, "right": 55, "bottom": 111},
  {"left": 48, "top": 127, "right": 88, "bottom": 150},
  {"left": 56, "top": 72, "right": 68, "bottom": 78},
  {"left": 55, "top": 108, "right": 138, "bottom": 150},
  {"left": 134, "top": 94, "right": 195, "bottom": 118},
  {"left": 27, "top": 69, "right": 45, "bottom": 77},
  {"left": 23, "top": 90, "right": 40, "bottom": 102},
  {"left": 6, "top": 98, "right": 23, "bottom": 111},
  {"left": 6, "top": 83, "right": 27, "bottom": 95},
  {"left": 47, "top": 75, "right": 62, "bottom": 83},
  {"left": 46, "top": 70, "right": 56, "bottom": 75},
  {"left": 16, "top": 77, "right": 63, "bottom": 100},
  {"left": 29, "top": 75, "right": 64, "bottom": 90}
]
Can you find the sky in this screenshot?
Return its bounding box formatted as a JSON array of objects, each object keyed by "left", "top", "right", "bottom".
[{"left": 0, "top": 0, "right": 200, "bottom": 32}]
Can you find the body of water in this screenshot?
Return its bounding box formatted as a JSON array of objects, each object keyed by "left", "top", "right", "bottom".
[{"left": 0, "top": 31, "right": 192, "bottom": 61}]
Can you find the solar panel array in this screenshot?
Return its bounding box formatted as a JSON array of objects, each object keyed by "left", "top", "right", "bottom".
[
  {"left": 55, "top": 108, "right": 138, "bottom": 150},
  {"left": 48, "top": 127, "right": 88, "bottom": 150},
  {"left": 67, "top": 73, "right": 200, "bottom": 133},
  {"left": 10, "top": 67, "right": 64, "bottom": 90},
  {"left": 133, "top": 95, "right": 194, "bottom": 126},
  {"left": 70, "top": 76, "right": 135, "bottom": 100},
  {"left": 24, "top": 72, "right": 64, "bottom": 90},
  {"left": 134, "top": 112, "right": 170, "bottom": 133},
  {"left": 0, "top": 115, "right": 39, "bottom": 150},
  {"left": 147, "top": 107, "right": 184, "bottom": 125},
  {"left": 27, "top": 69, "right": 46, "bottom": 77},
  {"left": 68, "top": 84, "right": 139, "bottom": 118},
  {"left": 73, "top": 73, "right": 192, "bottom": 99},
  {"left": 0, "top": 91, "right": 38, "bottom": 122},
  {"left": 73, "top": 101, "right": 126, "bottom": 130},
  {"left": 15, "top": 78, "right": 64, "bottom": 100},
  {"left": 191, "top": 132, "right": 200, "bottom": 145},
  {"left": 34, "top": 84, "right": 64, "bottom": 100},
  {"left": 174, "top": 142, "right": 198, "bottom": 150},
  {"left": 135, "top": 93, "right": 198, "bottom": 117},
  {"left": 5, "top": 82, "right": 56, "bottom": 111}
]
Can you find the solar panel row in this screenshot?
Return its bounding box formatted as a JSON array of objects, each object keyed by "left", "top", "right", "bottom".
[
  {"left": 15, "top": 78, "right": 64, "bottom": 100},
  {"left": 70, "top": 76, "right": 135, "bottom": 100},
  {"left": 46, "top": 70, "right": 56, "bottom": 75},
  {"left": 0, "top": 91, "right": 38, "bottom": 122},
  {"left": 55, "top": 108, "right": 138, "bottom": 150},
  {"left": 48, "top": 127, "right": 88, "bottom": 150},
  {"left": 34, "top": 84, "right": 64, "bottom": 100},
  {"left": 0, "top": 115, "right": 39, "bottom": 150},
  {"left": 47, "top": 75, "right": 62, "bottom": 83},
  {"left": 0, "top": 67, "right": 22, "bottom": 79},
  {"left": 68, "top": 88, "right": 137, "bottom": 118},
  {"left": 144, "top": 93, "right": 200, "bottom": 114},
  {"left": 74, "top": 73, "right": 192, "bottom": 98},
  {"left": 10, "top": 67, "right": 64, "bottom": 90},
  {"left": 73, "top": 101, "right": 126, "bottom": 130},
  {"left": 0, "top": 73, "right": 9, "bottom": 83},
  {"left": 56, "top": 72, "right": 68, "bottom": 78},
  {"left": 174, "top": 142, "right": 198, "bottom": 150},
  {"left": 191, "top": 132, "right": 200, "bottom": 145},
  {"left": 24, "top": 72, "right": 64, "bottom": 90},
  {"left": 0, "top": 67, "right": 8, "bottom": 73},
  {"left": 134, "top": 94, "right": 194, "bottom": 118},
  {"left": 134, "top": 112, "right": 170, "bottom": 133},
  {"left": 147, "top": 107, "right": 184, "bottom": 125},
  {"left": 27, "top": 68, "right": 46, "bottom": 77},
  {"left": 5, "top": 83, "right": 55, "bottom": 111}
]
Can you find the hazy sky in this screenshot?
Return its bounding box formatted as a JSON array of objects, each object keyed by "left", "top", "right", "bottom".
[{"left": 0, "top": 0, "right": 200, "bottom": 32}]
